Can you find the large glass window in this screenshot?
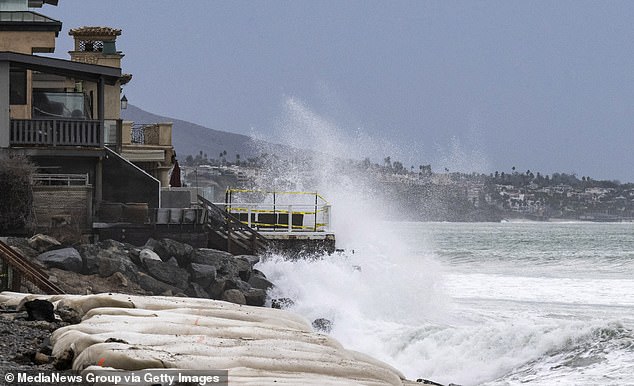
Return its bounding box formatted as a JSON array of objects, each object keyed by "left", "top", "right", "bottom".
[
  {"left": 9, "top": 68, "right": 26, "bottom": 105},
  {"left": 32, "top": 91, "right": 89, "bottom": 119}
]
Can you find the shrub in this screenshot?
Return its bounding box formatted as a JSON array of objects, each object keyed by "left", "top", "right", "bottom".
[{"left": 0, "top": 152, "right": 35, "bottom": 234}]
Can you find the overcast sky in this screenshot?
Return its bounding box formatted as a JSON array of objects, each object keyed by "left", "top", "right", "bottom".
[{"left": 46, "top": 1, "right": 634, "bottom": 182}]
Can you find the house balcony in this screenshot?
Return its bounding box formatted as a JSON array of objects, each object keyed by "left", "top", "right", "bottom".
[
  {"left": 8, "top": 90, "right": 106, "bottom": 148},
  {"left": 10, "top": 118, "right": 103, "bottom": 147},
  {"left": 118, "top": 121, "right": 174, "bottom": 187},
  {"left": 120, "top": 122, "right": 173, "bottom": 162}
]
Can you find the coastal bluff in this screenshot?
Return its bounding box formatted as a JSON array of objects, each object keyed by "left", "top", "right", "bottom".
[{"left": 0, "top": 292, "right": 418, "bottom": 385}]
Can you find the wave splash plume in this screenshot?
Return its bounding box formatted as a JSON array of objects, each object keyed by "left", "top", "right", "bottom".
[{"left": 254, "top": 98, "right": 634, "bottom": 385}]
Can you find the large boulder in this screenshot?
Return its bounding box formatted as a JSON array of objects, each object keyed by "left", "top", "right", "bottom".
[
  {"left": 225, "top": 278, "right": 251, "bottom": 293},
  {"left": 107, "top": 272, "right": 129, "bottom": 288},
  {"left": 147, "top": 238, "right": 194, "bottom": 267},
  {"left": 28, "top": 234, "right": 61, "bottom": 253},
  {"left": 207, "top": 278, "right": 226, "bottom": 299},
  {"left": 234, "top": 254, "right": 260, "bottom": 267},
  {"left": 189, "top": 263, "right": 217, "bottom": 289},
  {"left": 98, "top": 254, "right": 139, "bottom": 282},
  {"left": 221, "top": 289, "right": 246, "bottom": 305},
  {"left": 186, "top": 282, "right": 210, "bottom": 299},
  {"left": 192, "top": 249, "right": 254, "bottom": 282},
  {"left": 127, "top": 246, "right": 143, "bottom": 267},
  {"left": 137, "top": 272, "right": 181, "bottom": 295},
  {"left": 77, "top": 240, "right": 140, "bottom": 281},
  {"left": 248, "top": 275, "right": 274, "bottom": 291},
  {"left": 190, "top": 248, "right": 233, "bottom": 267},
  {"left": 37, "top": 248, "right": 82, "bottom": 273},
  {"left": 234, "top": 256, "right": 253, "bottom": 281},
  {"left": 139, "top": 248, "right": 161, "bottom": 264},
  {"left": 75, "top": 243, "right": 101, "bottom": 274},
  {"left": 144, "top": 259, "right": 190, "bottom": 290},
  {"left": 244, "top": 288, "right": 266, "bottom": 306}
]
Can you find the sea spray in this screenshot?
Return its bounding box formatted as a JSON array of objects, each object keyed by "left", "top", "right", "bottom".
[
  {"left": 251, "top": 99, "right": 634, "bottom": 385},
  {"left": 253, "top": 97, "right": 459, "bottom": 380},
  {"left": 258, "top": 247, "right": 452, "bottom": 375}
]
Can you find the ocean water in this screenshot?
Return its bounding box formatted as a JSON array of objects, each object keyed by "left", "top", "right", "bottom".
[{"left": 257, "top": 221, "right": 634, "bottom": 385}]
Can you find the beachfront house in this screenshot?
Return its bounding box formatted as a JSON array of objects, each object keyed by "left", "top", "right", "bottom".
[
  {"left": 0, "top": 0, "right": 332, "bottom": 256},
  {"left": 0, "top": 0, "right": 175, "bottom": 235}
]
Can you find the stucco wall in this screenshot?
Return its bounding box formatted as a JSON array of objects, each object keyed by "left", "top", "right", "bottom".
[
  {"left": 82, "top": 81, "right": 121, "bottom": 120},
  {"left": 0, "top": 31, "right": 56, "bottom": 53}
]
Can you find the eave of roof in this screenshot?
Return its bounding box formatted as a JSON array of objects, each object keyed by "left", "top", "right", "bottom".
[
  {"left": 0, "top": 51, "right": 121, "bottom": 85},
  {"left": 27, "top": 0, "right": 59, "bottom": 7},
  {"left": 0, "top": 11, "right": 61, "bottom": 35},
  {"left": 69, "top": 26, "right": 121, "bottom": 37}
]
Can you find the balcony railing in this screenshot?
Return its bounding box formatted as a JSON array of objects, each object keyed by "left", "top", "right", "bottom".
[
  {"left": 10, "top": 119, "right": 103, "bottom": 147},
  {"left": 131, "top": 123, "right": 160, "bottom": 145}
]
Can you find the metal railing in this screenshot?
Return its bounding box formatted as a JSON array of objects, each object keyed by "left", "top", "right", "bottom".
[
  {"left": 32, "top": 173, "right": 90, "bottom": 186},
  {"left": 131, "top": 123, "right": 160, "bottom": 145},
  {"left": 10, "top": 119, "right": 102, "bottom": 147},
  {"left": 219, "top": 203, "right": 331, "bottom": 232},
  {"left": 225, "top": 189, "right": 331, "bottom": 232},
  {"left": 198, "top": 195, "right": 269, "bottom": 255},
  {"left": 0, "top": 240, "right": 65, "bottom": 295}
]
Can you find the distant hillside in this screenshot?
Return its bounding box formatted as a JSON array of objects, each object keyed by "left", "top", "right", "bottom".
[{"left": 122, "top": 105, "right": 287, "bottom": 162}]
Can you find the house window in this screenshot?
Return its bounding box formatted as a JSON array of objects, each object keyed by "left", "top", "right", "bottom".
[{"left": 10, "top": 68, "right": 26, "bottom": 105}]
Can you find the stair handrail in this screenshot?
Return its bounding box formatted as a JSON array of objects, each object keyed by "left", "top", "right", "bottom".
[
  {"left": 197, "top": 195, "right": 269, "bottom": 252},
  {"left": 0, "top": 240, "right": 65, "bottom": 295}
]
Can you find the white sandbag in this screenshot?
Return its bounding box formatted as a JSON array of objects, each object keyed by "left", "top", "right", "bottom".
[
  {"left": 2, "top": 292, "right": 410, "bottom": 385},
  {"left": 74, "top": 343, "right": 403, "bottom": 385},
  {"left": 82, "top": 307, "right": 311, "bottom": 332}
]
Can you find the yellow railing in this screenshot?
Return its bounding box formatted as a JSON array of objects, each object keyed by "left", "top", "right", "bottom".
[{"left": 222, "top": 189, "right": 331, "bottom": 232}]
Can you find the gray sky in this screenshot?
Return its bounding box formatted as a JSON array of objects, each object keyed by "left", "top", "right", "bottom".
[{"left": 46, "top": 1, "right": 634, "bottom": 182}]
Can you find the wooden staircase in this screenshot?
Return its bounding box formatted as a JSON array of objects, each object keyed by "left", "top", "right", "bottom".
[
  {"left": 0, "top": 240, "right": 65, "bottom": 294},
  {"left": 198, "top": 195, "right": 269, "bottom": 255}
]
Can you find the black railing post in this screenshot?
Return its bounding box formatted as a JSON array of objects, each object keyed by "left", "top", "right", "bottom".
[
  {"left": 227, "top": 222, "right": 233, "bottom": 254},
  {"left": 51, "top": 119, "right": 57, "bottom": 146},
  {"left": 98, "top": 120, "right": 104, "bottom": 147}
]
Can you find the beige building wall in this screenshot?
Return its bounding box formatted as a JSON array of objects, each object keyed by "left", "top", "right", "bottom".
[
  {"left": 81, "top": 81, "right": 121, "bottom": 120},
  {"left": 1, "top": 30, "right": 58, "bottom": 120},
  {"left": 0, "top": 30, "right": 56, "bottom": 53},
  {"left": 69, "top": 51, "right": 122, "bottom": 67}
]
